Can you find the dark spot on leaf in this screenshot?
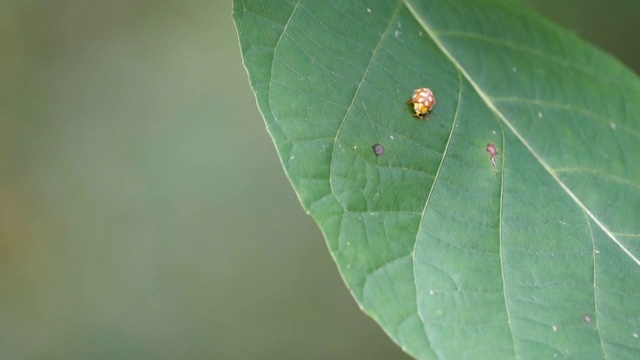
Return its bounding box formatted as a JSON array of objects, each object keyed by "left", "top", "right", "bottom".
[{"left": 372, "top": 144, "right": 384, "bottom": 156}]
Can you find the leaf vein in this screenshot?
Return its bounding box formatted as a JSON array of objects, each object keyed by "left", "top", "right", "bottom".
[
  {"left": 412, "top": 66, "right": 464, "bottom": 343},
  {"left": 492, "top": 97, "right": 640, "bottom": 140},
  {"left": 329, "top": 0, "right": 404, "bottom": 211},
  {"left": 406, "top": 1, "right": 640, "bottom": 268},
  {"left": 552, "top": 168, "right": 640, "bottom": 190},
  {"left": 436, "top": 30, "right": 618, "bottom": 87},
  {"left": 497, "top": 102, "right": 519, "bottom": 358},
  {"left": 585, "top": 217, "right": 608, "bottom": 360}
]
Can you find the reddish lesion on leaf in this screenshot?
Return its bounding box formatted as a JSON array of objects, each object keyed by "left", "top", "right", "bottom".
[{"left": 487, "top": 143, "right": 498, "bottom": 172}]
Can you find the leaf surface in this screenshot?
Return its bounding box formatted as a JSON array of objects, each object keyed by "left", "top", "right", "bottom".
[{"left": 233, "top": 0, "right": 640, "bottom": 358}]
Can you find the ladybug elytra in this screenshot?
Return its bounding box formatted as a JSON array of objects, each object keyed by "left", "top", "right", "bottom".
[{"left": 406, "top": 87, "right": 435, "bottom": 120}]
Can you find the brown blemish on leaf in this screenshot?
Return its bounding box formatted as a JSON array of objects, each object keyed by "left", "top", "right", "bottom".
[{"left": 372, "top": 144, "right": 385, "bottom": 156}]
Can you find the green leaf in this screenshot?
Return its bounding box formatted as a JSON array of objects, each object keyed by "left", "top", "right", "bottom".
[{"left": 233, "top": 0, "right": 640, "bottom": 358}]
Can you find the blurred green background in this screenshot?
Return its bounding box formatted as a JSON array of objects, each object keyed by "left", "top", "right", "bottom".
[{"left": 0, "top": 1, "right": 637, "bottom": 359}]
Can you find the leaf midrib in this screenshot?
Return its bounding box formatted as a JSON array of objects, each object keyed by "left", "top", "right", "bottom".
[{"left": 404, "top": 0, "right": 640, "bottom": 267}]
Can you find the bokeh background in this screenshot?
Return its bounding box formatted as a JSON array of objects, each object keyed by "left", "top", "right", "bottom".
[{"left": 1, "top": 1, "right": 638, "bottom": 358}]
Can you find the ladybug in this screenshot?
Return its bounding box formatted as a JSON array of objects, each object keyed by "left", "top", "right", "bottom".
[{"left": 406, "top": 88, "right": 435, "bottom": 120}]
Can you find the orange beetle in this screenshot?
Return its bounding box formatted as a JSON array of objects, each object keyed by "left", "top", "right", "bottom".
[{"left": 406, "top": 87, "right": 435, "bottom": 120}]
